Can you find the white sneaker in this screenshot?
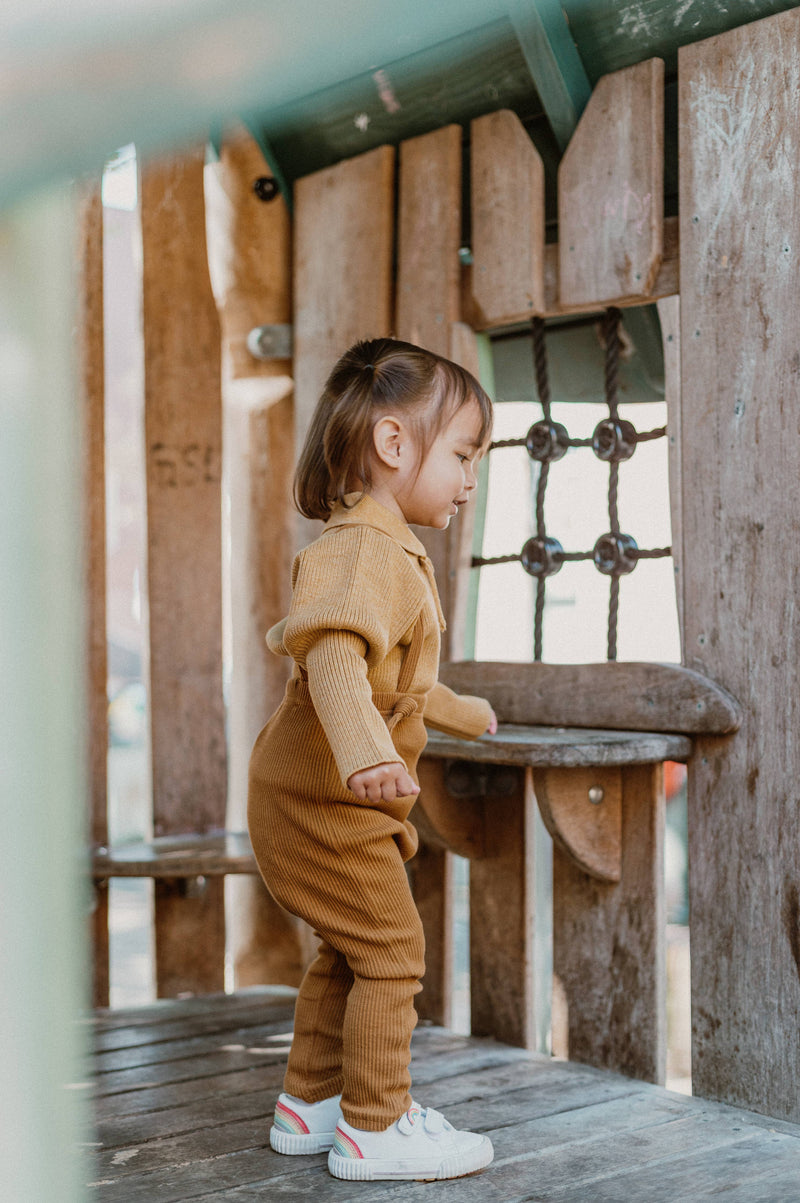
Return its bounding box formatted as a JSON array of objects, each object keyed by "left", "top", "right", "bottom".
[
  {"left": 327, "top": 1102, "right": 494, "bottom": 1181},
  {"left": 269, "top": 1092, "right": 342, "bottom": 1154}
]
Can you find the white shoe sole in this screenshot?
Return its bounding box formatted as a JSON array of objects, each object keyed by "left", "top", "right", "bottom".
[
  {"left": 270, "top": 1126, "right": 336, "bottom": 1155},
  {"left": 327, "top": 1136, "right": 493, "bottom": 1181}
]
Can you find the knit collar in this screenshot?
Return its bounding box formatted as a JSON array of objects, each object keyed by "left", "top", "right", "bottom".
[{"left": 325, "top": 492, "right": 429, "bottom": 560}]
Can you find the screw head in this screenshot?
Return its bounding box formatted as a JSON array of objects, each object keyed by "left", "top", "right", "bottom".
[
  {"left": 588, "top": 786, "right": 604, "bottom": 805},
  {"left": 253, "top": 176, "right": 279, "bottom": 202}
]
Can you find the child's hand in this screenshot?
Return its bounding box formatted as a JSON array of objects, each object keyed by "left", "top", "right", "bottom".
[
  {"left": 487, "top": 709, "right": 498, "bottom": 735},
  {"left": 347, "top": 762, "right": 420, "bottom": 803}
]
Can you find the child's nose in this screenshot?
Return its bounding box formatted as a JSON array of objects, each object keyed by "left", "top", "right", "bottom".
[{"left": 465, "top": 462, "right": 477, "bottom": 489}]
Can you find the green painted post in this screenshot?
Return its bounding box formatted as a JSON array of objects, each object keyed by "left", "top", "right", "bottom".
[{"left": 0, "top": 184, "right": 91, "bottom": 1199}]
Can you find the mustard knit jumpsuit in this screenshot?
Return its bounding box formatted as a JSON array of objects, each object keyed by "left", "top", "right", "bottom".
[{"left": 247, "top": 493, "right": 491, "bottom": 1131}]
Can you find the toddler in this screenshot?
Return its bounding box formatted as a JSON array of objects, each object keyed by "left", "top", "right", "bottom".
[{"left": 248, "top": 337, "right": 496, "bottom": 1182}]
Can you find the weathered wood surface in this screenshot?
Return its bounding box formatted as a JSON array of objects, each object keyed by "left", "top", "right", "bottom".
[
  {"left": 469, "top": 768, "right": 547, "bottom": 1050},
  {"left": 87, "top": 990, "right": 800, "bottom": 1200},
  {"left": 465, "top": 215, "right": 679, "bottom": 325},
  {"left": 424, "top": 723, "right": 691, "bottom": 768},
  {"left": 559, "top": 59, "right": 664, "bottom": 307},
  {"left": 679, "top": 7, "right": 800, "bottom": 1124},
  {"left": 438, "top": 660, "right": 740, "bottom": 733},
  {"left": 469, "top": 109, "right": 545, "bottom": 327},
  {"left": 141, "top": 148, "right": 228, "bottom": 996},
  {"left": 78, "top": 182, "right": 109, "bottom": 1009},
  {"left": 394, "top": 127, "right": 469, "bottom": 1026},
  {"left": 658, "top": 294, "right": 684, "bottom": 653},
  {"left": 205, "top": 127, "right": 303, "bottom": 991},
  {"left": 534, "top": 765, "right": 622, "bottom": 883},
  {"left": 553, "top": 763, "right": 666, "bottom": 1086},
  {"left": 293, "top": 145, "right": 394, "bottom": 453},
  {"left": 93, "top": 832, "right": 258, "bottom": 878},
  {"left": 396, "top": 124, "right": 461, "bottom": 359}
]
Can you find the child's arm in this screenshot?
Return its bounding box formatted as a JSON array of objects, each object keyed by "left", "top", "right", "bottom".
[{"left": 424, "top": 681, "right": 497, "bottom": 739}]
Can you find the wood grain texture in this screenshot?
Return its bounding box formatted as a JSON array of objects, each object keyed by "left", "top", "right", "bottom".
[
  {"left": 78, "top": 182, "right": 109, "bottom": 1007},
  {"left": 469, "top": 768, "right": 541, "bottom": 1047},
  {"left": 293, "top": 145, "right": 394, "bottom": 452},
  {"left": 88, "top": 991, "right": 800, "bottom": 1200},
  {"left": 679, "top": 8, "right": 800, "bottom": 1122},
  {"left": 396, "top": 124, "right": 461, "bottom": 358},
  {"left": 438, "top": 660, "right": 739, "bottom": 733},
  {"left": 470, "top": 109, "right": 545, "bottom": 326},
  {"left": 465, "top": 215, "right": 679, "bottom": 326},
  {"left": 141, "top": 148, "right": 228, "bottom": 837},
  {"left": 658, "top": 294, "right": 684, "bottom": 656},
  {"left": 553, "top": 763, "right": 666, "bottom": 1084},
  {"left": 141, "top": 149, "right": 227, "bottom": 997},
  {"left": 559, "top": 59, "right": 664, "bottom": 307},
  {"left": 92, "top": 832, "right": 258, "bottom": 878},
  {"left": 407, "top": 840, "right": 453, "bottom": 1027},
  {"left": 425, "top": 724, "right": 691, "bottom": 767},
  {"left": 535, "top": 766, "right": 622, "bottom": 882}
]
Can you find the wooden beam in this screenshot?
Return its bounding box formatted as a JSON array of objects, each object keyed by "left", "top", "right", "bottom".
[
  {"left": 463, "top": 215, "right": 679, "bottom": 327},
  {"left": 534, "top": 765, "right": 622, "bottom": 883},
  {"left": 679, "top": 7, "right": 800, "bottom": 1123},
  {"left": 558, "top": 58, "right": 665, "bottom": 308},
  {"left": 658, "top": 294, "right": 684, "bottom": 656},
  {"left": 141, "top": 147, "right": 228, "bottom": 997},
  {"left": 78, "top": 182, "right": 110, "bottom": 1008},
  {"left": 438, "top": 660, "right": 740, "bottom": 734},
  {"left": 509, "top": 0, "right": 592, "bottom": 151}
]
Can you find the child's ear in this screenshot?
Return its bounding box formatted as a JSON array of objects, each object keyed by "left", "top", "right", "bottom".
[{"left": 372, "top": 415, "right": 406, "bottom": 469}]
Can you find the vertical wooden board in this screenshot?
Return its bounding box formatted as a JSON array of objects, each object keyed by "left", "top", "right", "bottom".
[
  {"left": 294, "top": 146, "right": 394, "bottom": 451},
  {"left": 559, "top": 59, "right": 664, "bottom": 307},
  {"left": 204, "top": 127, "right": 292, "bottom": 383},
  {"left": 470, "top": 110, "right": 545, "bottom": 327},
  {"left": 470, "top": 768, "right": 546, "bottom": 1049},
  {"left": 154, "top": 879, "right": 226, "bottom": 999},
  {"left": 553, "top": 764, "right": 666, "bottom": 1084},
  {"left": 657, "top": 295, "right": 684, "bottom": 658},
  {"left": 679, "top": 9, "right": 800, "bottom": 1122},
  {"left": 141, "top": 149, "right": 228, "bottom": 839},
  {"left": 78, "top": 182, "right": 109, "bottom": 1006},
  {"left": 396, "top": 124, "right": 462, "bottom": 358},
  {"left": 408, "top": 840, "right": 453, "bottom": 1028}
]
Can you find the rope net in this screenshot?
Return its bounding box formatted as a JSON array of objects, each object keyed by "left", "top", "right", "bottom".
[{"left": 472, "top": 310, "right": 671, "bottom": 661}]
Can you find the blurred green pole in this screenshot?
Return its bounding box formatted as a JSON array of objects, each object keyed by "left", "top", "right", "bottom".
[{"left": 0, "top": 184, "right": 91, "bottom": 1199}]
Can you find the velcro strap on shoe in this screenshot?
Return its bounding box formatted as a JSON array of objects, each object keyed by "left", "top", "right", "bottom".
[{"left": 422, "top": 1107, "right": 446, "bottom": 1135}]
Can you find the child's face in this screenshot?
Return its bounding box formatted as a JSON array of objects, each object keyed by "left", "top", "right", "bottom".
[{"left": 397, "top": 400, "right": 485, "bottom": 530}]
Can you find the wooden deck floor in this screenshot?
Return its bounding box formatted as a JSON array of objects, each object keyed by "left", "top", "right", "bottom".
[{"left": 88, "top": 988, "right": 800, "bottom": 1201}]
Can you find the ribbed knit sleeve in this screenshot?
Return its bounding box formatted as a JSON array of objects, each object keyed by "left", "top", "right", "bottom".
[
  {"left": 277, "top": 525, "right": 428, "bottom": 787},
  {"left": 305, "top": 630, "right": 404, "bottom": 785},
  {"left": 423, "top": 681, "right": 493, "bottom": 740}
]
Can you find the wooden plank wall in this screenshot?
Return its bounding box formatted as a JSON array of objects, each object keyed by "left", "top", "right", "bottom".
[
  {"left": 141, "top": 149, "right": 228, "bottom": 996},
  {"left": 679, "top": 8, "right": 800, "bottom": 1122}
]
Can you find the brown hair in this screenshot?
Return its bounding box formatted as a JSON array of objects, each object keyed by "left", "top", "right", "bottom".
[{"left": 294, "top": 337, "right": 493, "bottom": 521}]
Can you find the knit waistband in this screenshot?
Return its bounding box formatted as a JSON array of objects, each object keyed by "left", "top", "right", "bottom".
[{"left": 285, "top": 676, "right": 426, "bottom": 729}]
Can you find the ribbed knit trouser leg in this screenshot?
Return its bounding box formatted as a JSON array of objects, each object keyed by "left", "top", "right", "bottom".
[
  {"left": 251, "top": 795, "right": 425, "bottom": 1131},
  {"left": 284, "top": 939, "right": 352, "bottom": 1103}
]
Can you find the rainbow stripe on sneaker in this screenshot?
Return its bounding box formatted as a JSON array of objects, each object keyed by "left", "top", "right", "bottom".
[
  {"left": 333, "top": 1128, "right": 364, "bottom": 1159},
  {"left": 273, "top": 1101, "right": 310, "bottom": 1135}
]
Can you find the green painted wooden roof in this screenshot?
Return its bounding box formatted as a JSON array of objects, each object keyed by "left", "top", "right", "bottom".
[{"left": 2, "top": 0, "right": 798, "bottom": 209}]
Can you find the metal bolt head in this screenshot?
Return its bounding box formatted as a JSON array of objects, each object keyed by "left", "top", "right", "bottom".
[
  {"left": 588, "top": 786, "right": 604, "bottom": 805},
  {"left": 253, "top": 176, "right": 279, "bottom": 202}
]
